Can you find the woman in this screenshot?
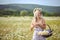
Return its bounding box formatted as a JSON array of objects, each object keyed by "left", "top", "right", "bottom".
[{"left": 30, "top": 8, "right": 48, "bottom": 40}]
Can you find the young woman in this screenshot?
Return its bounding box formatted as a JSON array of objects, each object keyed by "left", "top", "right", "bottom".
[{"left": 30, "top": 8, "right": 48, "bottom": 40}]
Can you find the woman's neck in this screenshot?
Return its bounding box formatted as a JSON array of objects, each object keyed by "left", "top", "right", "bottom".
[{"left": 38, "top": 16, "right": 42, "bottom": 19}]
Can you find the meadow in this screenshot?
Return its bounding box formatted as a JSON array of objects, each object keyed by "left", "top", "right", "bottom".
[{"left": 0, "top": 16, "right": 60, "bottom": 40}]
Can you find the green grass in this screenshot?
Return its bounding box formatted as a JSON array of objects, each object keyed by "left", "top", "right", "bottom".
[{"left": 0, "top": 16, "right": 60, "bottom": 40}]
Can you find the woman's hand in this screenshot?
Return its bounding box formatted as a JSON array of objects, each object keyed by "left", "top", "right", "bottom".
[
  {"left": 33, "top": 22, "right": 40, "bottom": 27},
  {"left": 38, "top": 18, "right": 46, "bottom": 29}
]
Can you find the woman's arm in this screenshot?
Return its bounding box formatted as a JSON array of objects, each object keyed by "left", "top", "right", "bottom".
[
  {"left": 30, "top": 23, "right": 34, "bottom": 31},
  {"left": 30, "top": 18, "right": 38, "bottom": 31},
  {"left": 30, "top": 19, "right": 35, "bottom": 31},
  {"left": 39, "top": 18, "right": 46, "bottom": 29},
  {"left": 41, "top": 18, "right": 46, "bottom": 29}
]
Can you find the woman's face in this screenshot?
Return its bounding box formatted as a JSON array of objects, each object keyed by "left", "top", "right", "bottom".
[{"left": 34, "top": 10, "right": 41, "bottom": 17}]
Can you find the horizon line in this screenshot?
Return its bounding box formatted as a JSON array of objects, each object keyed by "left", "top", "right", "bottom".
[{"left": 0, "top": 3, "right": 60, "bottom": 7}]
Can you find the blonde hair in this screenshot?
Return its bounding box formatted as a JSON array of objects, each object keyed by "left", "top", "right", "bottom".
[
  {"left": 33, "top": 8, "right": 43, "bottom": 22},
  {"left": 33, "top": 8, "right": 42, "bottom": 13}
]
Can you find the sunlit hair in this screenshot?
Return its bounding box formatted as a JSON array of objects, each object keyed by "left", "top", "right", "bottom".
[
  {"left": 33, "top": 8, "right": 43, "bottom": 22},
  {"left": 33, "top": 8, "right": 42, "bottom": 13}
]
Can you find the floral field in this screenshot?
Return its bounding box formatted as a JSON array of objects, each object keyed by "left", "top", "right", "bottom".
[{"left": 0, "top": 16, "right": 60, "bottom": 40}]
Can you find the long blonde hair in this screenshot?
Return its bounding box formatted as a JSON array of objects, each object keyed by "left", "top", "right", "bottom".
[{"left": 33, "top": 8, "right": 43, "bottom": 22}]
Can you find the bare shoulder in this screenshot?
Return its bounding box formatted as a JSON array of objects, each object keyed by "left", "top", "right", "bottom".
[
  {"left": 41, "top": 17, "right": 46, "bottom": 22},
  {"left": 41, "top": 17, "right": 45, "bottom": 20}
]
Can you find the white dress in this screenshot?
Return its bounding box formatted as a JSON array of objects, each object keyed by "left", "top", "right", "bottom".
[{"left": 32, "top": 26, "right": 46, "bottom": 40}]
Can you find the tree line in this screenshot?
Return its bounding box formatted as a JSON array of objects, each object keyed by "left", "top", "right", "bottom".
[{"left": 0, "top": 10, "right": 60, "bottom": 17}]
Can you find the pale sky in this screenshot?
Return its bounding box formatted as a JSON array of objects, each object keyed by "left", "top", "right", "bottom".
[{"left": 0, "top": 0, "right": 60, "bottom": 6}]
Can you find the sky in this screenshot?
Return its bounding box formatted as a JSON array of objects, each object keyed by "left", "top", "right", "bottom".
[{"left": 0, "top": 0, "right": 60, "bottom": 6}]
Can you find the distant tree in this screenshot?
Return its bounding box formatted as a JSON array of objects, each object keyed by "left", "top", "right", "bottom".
[
  {"left": 20, "top": 10, "right": 28, "bottom": 16},
  {"left": 42, "top": 11, "right": 45, "bottom": 16},
  {"left": 28, "top": 11, "right": 33, "bottom": 16},
  {"left": 55, "top": 12, "right": 60, "bottom": 16},
  {"left": 43, "top": 12, "right": 49, "bottom": 16},
  {"left": 50, "top": 12, "right": 55, "bottom": 16}
]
